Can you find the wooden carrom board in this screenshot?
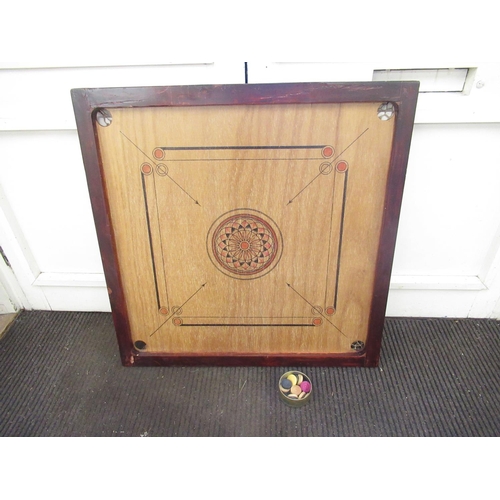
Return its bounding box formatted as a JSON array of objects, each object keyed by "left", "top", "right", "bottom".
[{"left": 71, "top": 82, "right": 418, "bottom": 367}]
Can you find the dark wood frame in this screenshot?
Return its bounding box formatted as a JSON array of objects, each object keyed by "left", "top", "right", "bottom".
[{"left": 71, "top": 82, "right": 419, "bottom": 367}]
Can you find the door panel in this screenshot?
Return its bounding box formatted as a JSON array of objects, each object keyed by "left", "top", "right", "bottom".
[
  {"left": 247, "top": 62, "right": 500, "bottom": 319},
  {"left": 0, "top": 63, "right": 244, "bottom": 311}
]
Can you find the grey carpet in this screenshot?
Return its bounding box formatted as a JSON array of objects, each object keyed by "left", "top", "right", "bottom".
[{"left": 0, "top": 311, "right": 498, "bottom": 436}]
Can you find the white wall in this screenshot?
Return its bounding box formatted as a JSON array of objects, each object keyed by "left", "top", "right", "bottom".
[
  {"left": 0, "top": 63, "right": 244, "bottom": 312},
  {"left": 0, "top": 60, "right": 499, "bottom": 317},
  {"left": 247, "top": 63, "right": 500, "bottom": 318}
]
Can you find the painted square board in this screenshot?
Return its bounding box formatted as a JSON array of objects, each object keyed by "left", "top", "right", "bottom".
[{"left": 71, "top": 82, "right": 419, "bottom": 366}]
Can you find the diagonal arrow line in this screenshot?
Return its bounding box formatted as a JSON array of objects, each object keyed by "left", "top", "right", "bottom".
[
  {"left": 286, "top": 127, "right": 369, "bottom": 206},
  {"left": 166, "top": 173, "right": 200, "bottom": 205},
  {"left": 286, "top": 171, "right": 324, "bottom": 205},
  {"left": 149, "top": 283, "right": 207, "bottom": 337},
  {"left": 286, "top": 282, "right": 347, "bottom": 337},
  {"left": 120, "top": 131, "right": 201, "bottom": 206},
  {"left": 120, "top": 131, "right": 156, "bottom": 165}
]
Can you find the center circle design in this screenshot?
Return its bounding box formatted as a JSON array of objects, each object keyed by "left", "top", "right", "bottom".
[{"left": 207, "top": 209, "right": 283, "bottom": 280}]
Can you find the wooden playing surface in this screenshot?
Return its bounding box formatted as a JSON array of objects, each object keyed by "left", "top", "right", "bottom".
[{"left": 95, "top": 101, "right": 396, "bottom": 356}]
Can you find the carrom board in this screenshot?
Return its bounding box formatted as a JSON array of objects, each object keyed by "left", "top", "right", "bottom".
[{"left": 71, "top": 82, "right": 418, "bottom": 367}]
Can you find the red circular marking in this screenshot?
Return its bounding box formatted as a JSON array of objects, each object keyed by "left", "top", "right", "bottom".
[
  {"left": 240, "top": 241, "right": 250, "bottom": 250},
  {"left": 141, "top": 163, "right": 152, "bottom": 174},
  {"left": 336, "top": 160, "right": 348, "bottom": 172},
  {"left": 172, "top": 317, "right": 182, "bottom": 326},
  {"left": 326, "top": 306, "right": 335, "bottom": 315},
  {"left": 153, "top": 148, "right": 164, "bottom": 159},
  {"left": 159, "top": 307, "right": 169, "bottom": 315},
  {"left": 312, "top": 318, "right": 322, "bottom": 326},
  {"left": 322, "top": 146, "right": 334, "bottom": 158}
]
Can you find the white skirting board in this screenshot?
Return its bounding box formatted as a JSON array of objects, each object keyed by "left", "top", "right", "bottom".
[{"left": 24, "top": 272, "right": 499, "bottom": 318}]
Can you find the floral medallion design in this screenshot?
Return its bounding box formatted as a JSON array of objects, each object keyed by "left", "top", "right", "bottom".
[{"left": 207, "top": 209, "right": 283, "bottom": 280}]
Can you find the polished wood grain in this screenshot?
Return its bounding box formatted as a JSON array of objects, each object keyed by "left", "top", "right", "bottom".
[{"left": 72, "top": 82, "right": 419, "bottom": 366}]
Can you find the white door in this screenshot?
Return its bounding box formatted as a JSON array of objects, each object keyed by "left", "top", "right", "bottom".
[
  {"left": 1, "top": 60, "right": 499, "bottom": 319},
  {"left": 0, "top": 259, "right": 19, "bottom": 315},
  {"left": 247, "top": 62, "right": 500, "bottom": 319},
  {"left": 0, "top": 62, "right": 245, "bottom": 312}
]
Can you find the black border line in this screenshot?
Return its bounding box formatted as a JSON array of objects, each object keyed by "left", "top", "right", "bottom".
[
  {"left": 160, "top": 145, "right": 327, "bottom": 151},
  {"left": 152, "top": 172, "right": 170, "bottom": 311},
  {"left": 178, "top": 316, "right": 318, "bottom": 327},
  {"left": 334, "top": 170, "right": 349, "bottom": 310},
  {"left": 180, "top": 323, "right": 315, "bottom": 327},
  {"left": 141, "top": 172, "right": 161, "bottom": 310},
  {"left": 324, "top": 168, "right": 338, "bottom": 306},
  {"left": 146, "top": 145, "right": 350, "bottom": 332}
]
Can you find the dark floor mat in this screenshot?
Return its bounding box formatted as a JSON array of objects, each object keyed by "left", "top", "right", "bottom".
[{"left": 0, "top": 311, "right": 499, "bottom": 436}]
